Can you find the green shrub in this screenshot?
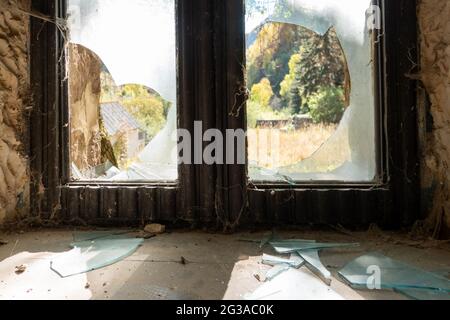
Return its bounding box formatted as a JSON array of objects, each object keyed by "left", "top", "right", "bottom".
[
  {"left": 250, "top": 78, "right": 274, "bottom": 108},
  {"left": 308, "top": 87, "right": 345, "bottom": 124},
  {"left": 120, "top": 84, "right": 170, "bottom": 139}
]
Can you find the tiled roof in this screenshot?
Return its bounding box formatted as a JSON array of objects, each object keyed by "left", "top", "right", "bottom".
[{"left": 100, "top": 102, "right": 142, "bottom": 136}]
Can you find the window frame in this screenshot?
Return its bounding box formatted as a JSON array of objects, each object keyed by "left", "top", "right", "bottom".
[
  {"left": 229, "top": 0, "right": 421, "bottom": 227},
  {"left": 64, "top": 0, "right": 180, "bottom": 186},
  {"left": 244, "top": 0, "right": 386, "bottom": 188},
  {"left": 30, "top": 0, "right": 421, "bottom": 229}
]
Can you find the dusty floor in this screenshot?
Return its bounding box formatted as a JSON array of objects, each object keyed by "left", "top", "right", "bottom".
[{"left": 0, "top": 228, "right": 448, "bottom": 300}]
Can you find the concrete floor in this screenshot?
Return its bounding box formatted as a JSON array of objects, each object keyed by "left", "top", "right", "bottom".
[{"left": 0, "top": 228, "right": 449, "bottom": 300}]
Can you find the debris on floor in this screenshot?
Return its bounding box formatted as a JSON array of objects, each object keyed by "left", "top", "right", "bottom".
[
  {"left": 247, "top": 238, "right": 450, "bottom": 300},
  {"left": 266, "top": 239, "right": 358, "bottom": 286},
  {"left": 142, "top": 285, "right": 198, "bottom": 300},
  {"left": 297, "top": 250, "right": 332, "bottom": 285},
  {"left": 144, "top": 224, "right": 166, "bottom": 235},
  {"left": 72, "top": 230, "right": 131, "bottom": 242},
  {"left": 246, "top": 268, "right": 344, "bottom": 300},
  {"left": 339, "top": 252, "right": 450, "bottom": 300},
  {"left": 238, "top": 231, "right": 277, "bottom": 249},
  {"left": 397, "top": 287, "right": 450, "bottom": 300},
  {"left": 245, "top": 238, "right": 359, "bottom": 299},
  {"left": 15, "top": 264, "right": 27, "bottom": 275},
  {"left": 262, "top": 253, "right": 305, "bottom": 269},
  {"left": 50, "top": 231, "right": 144, "bottom": 278},
  {"left": 270, "top": 240, "right": 359, "bottom": 254},
  {"left": 265, "top": 264, "right": 291, "bottom": 282},
  {"left": 136, "top": 231, "right": 156, "bottom": 240},
  {"left": 0, "top": 239, "right": 8, "bottom": 246}
]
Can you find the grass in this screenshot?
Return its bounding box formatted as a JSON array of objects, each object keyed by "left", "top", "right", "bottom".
[{"left": 248, "top": 123, "right": 337, "bottom": 169}]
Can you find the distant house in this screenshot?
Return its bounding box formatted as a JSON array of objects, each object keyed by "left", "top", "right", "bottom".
[
  {"left": 256, "top": 115, "right": 313, "bottom": 130},
  {"left": 100, "top": 102, "right": 147, "bottom": 160}
]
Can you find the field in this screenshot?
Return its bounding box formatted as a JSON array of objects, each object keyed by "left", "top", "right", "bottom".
[{"left": 247, "top": 123, "right": 337, "bottom": 169}]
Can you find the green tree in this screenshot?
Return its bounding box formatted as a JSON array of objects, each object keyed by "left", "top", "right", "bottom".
[
  {"left": 248, "top": 78, "right": 274, "bottom": 129},
  {"left": 280, "top": 53, "right": 304, "bottom": 113},
  {"left": 308, "top": 87, "right": 345, "bottom": 124},
  {"left": 250, "top": 77, "right": 274, "bottom": 108},
  {"left": 247, "top": 23, "right": 316, "bottom": 96},
  {"left": 279, "top": 53, "right": 300, "bottom": 99},
  {"left": 120, "top": 84, "right": 170, "bottom": 139},
  {"left": 293, "top": 27, "right": 346, "bottom": 100}
]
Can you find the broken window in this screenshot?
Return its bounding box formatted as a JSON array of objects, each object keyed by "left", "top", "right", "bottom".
[
  {"left": 67, "top": 0, "right": 177, "bottom": 182},
  {"left": 246, "top": 0, "right": 378, "bottom": 182}
]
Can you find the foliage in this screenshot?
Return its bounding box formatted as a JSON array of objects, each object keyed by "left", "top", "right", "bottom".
[
  {"left": 279, "top": 27, "right": 347, "bottom": 115},
  {"left": 294, "top": 28, "right": 346, "bottom": 100},
  {"left": 308, "top": 87, "right": 345, "bottom": 124},
  {"left": 247, "top": 78, "right": 292, "bottom": 128},
  {"left": 247, "top": 100, "right": 264, "bottom": 129},
  {"left": 279, "top": 53, "right": 300, "bottom": 99},
  {"left": 250, "top": 77, "right": 274, "bottom": 108},
  {"left": 112, "top": 133, "right": 127, "bottom": 167},
  {"left": 248, "top": 78, "right": 272, "bottom": 128},
  {"left": 247, "top": 23, "right": 317, "bottom": 96},
  {"left": 246, "top": 19, "right": 348, "bottom": 125},
  {"left": 279, "top": 53, "right": 304, "bottom": 113},
  {"left": 100, "top": 71, "right": 171, "bottom": 141},
  {"left": 120, "top": 84, "right": 171, "bottom": 139}
]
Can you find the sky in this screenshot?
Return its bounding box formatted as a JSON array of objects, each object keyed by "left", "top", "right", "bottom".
[
  {"left": 245, "top": 0, "right": 372, "bottom": 43},
  {"left": 67, "top": 0, "right": 371, "bottom": 102},
  {"left": 68, "top": 0, "right": 177, "bottom": 104}
]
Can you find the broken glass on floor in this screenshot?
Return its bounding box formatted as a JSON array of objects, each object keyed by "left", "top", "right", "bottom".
[
  {"left": 246, "top": 268, "right": 344, "bottom": 300},
  {"left": 338, "top": 253, "right": 450, "bottom": 298},
  {"left": 262, "top": 253, "right": 305, "bottom": 269},
  {"left": 397, "top": 287, "right": 450, "bottom": 301},
  {"left": 265, "top": 264, "right": 291, "bottom": 282},
  {"left": 50, "top": 236, "right": 144, "bottom": 278},
  {"left": 297, "top": 250, "right": 332, "bottom": 285},
  {"left": 270, "top": 240, "right": 359, "bottom": 254}
]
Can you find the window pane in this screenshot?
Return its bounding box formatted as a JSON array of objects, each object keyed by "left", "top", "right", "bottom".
[
  {"left": 246, "top": 0, "right": 377, "bottom": 182},
  {"left": 67, "top": 0, "right": 177, "bottom": 181}
]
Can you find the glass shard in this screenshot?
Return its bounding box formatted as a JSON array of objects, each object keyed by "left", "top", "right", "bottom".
[
  {"left": 265, "top": 264, "right": 291, "bottom": 281},
  {"left": 297, "top": 250, "right": 332, "bottom": 285},
  {"left": 270, "top": 241, "right": 359, "bottom": 254},
  {"left": 397, "top": 288, "right": 450, "bottom": 301},
  {"left": 338, "top": 253, "right": 450, "bottom": 294},
  {"left": 50, "top": 238, "right": 144, "bottom": 278},
  {"left": 262, "top": 253, "right": 305, "bottom": 269},
  {"left": 246, "top": 268, "right": 344, "bottom": 300}
]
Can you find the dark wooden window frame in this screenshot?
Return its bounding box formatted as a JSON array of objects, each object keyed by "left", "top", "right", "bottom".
[
  {"left": 30, "top": 0, "right": 420, "bottom": 230},
  {"left": 243, "top": 0, "right": 421, "bottom": 228}
]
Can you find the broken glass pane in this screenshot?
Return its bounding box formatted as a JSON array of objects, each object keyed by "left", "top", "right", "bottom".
[
  {"left": 246, "top": 268, "right": 344, "bottom": 300},
  {"left": 51, "top": 237, "right": 144, "bottom": 278},
  {"left": 297, "top": 249, "right": 332, "bottom": 285},
  {"left": 339, "top": 253, "right": 450, "bottom": 294},
  {"left": 265, "top": 264, "right": 291, "bottom": 281},
  {"left": 67, "top": 0, "right": 177, "bottom": 181},
  {"left": 397, "top": 288, "right": 450, "bottom": 301},
  {"left": 262, "top": 253, "right": 305, "bottom": 268},
  {"left": 270, "top": 240, "right": 359, "bottom": 254},
  {"left": 246, "top": 0, "right": 377, "bottom": 182}
]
